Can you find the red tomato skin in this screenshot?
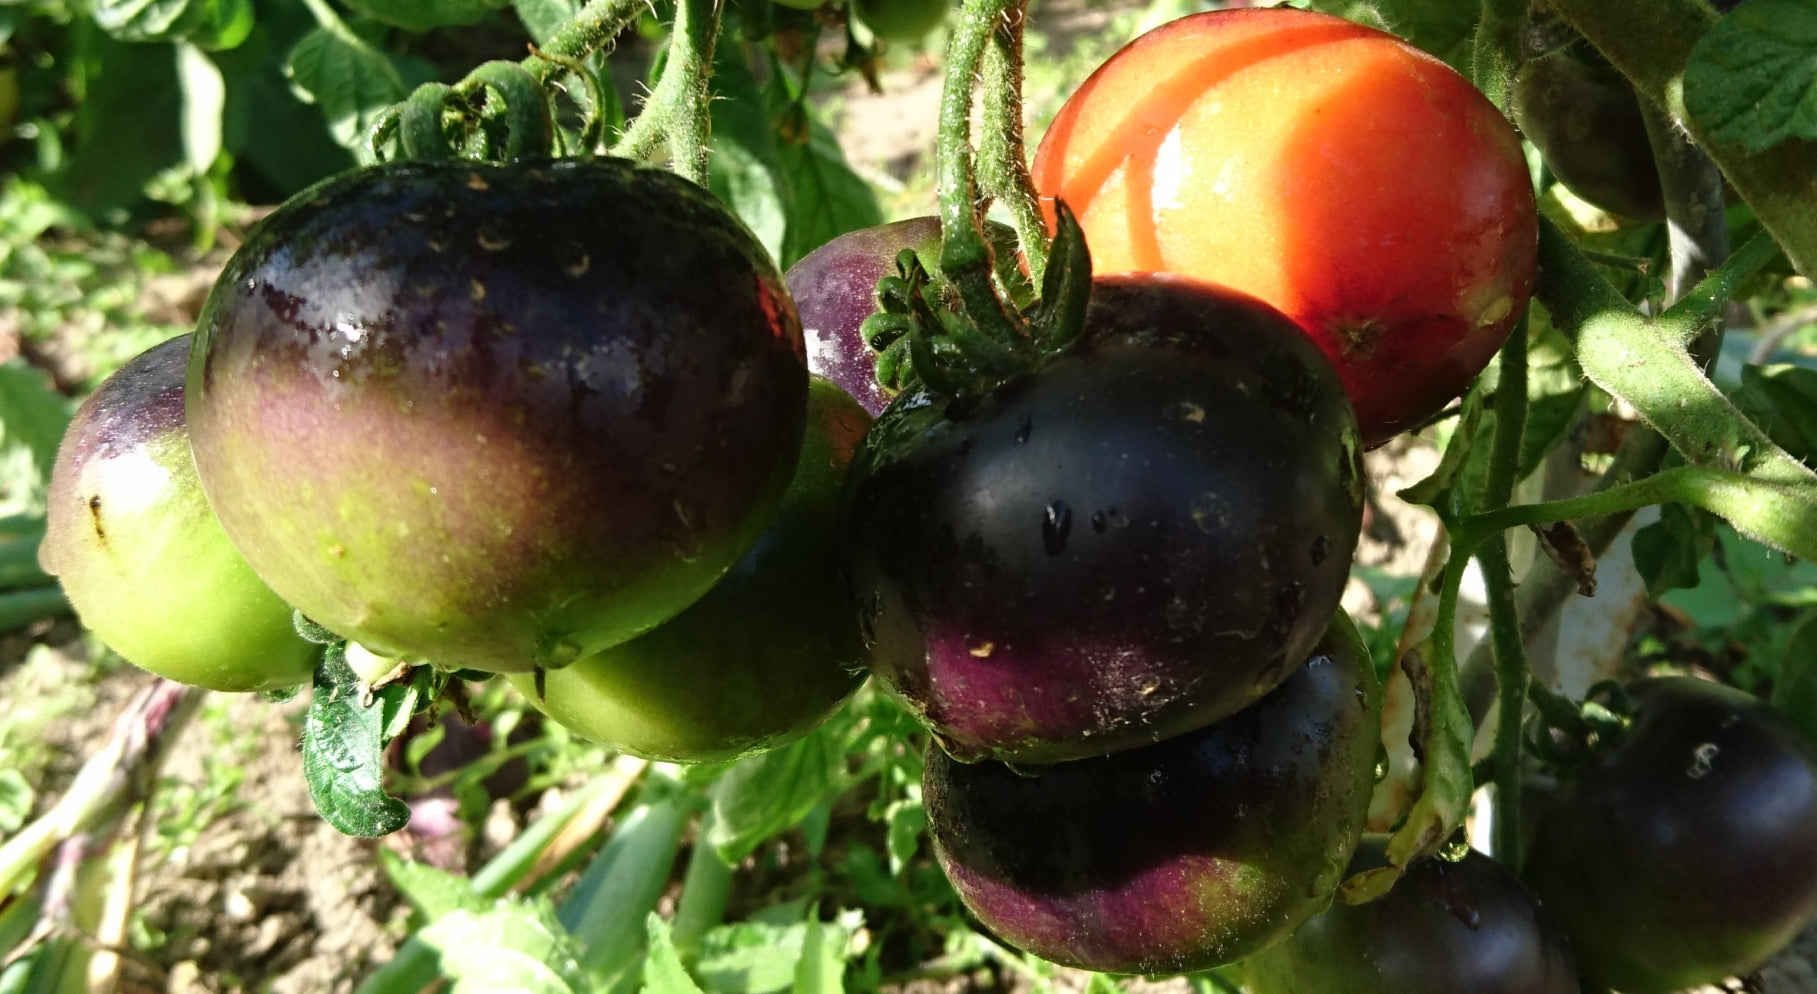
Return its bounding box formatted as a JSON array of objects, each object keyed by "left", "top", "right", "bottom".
[{"left": 1033, "top": 8, "right": 1538, "bottom": 447}]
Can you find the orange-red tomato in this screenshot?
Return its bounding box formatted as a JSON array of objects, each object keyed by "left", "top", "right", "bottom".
[{"left": 1033, "top": 8, "right": 1537, "bottom": 447}]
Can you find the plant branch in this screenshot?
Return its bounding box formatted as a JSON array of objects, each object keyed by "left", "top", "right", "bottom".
[
  {"left": 1481, "top": 315, "right": 1531, "bottom": 867},
  {"left": 1472, "top": 0, "right": 1531, "bottom": 110},
  {"left": 524, "top": 0, "right": 654, "bottom": 81}
]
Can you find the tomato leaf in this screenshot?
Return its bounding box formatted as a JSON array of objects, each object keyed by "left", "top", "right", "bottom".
[
  {"left": 792, "top": 911, "right": 844, "bottom": 994},
  {"left": 883, "top": 796, "right": 924, "bottom": 877},
  {"left": 1772, "top": 610, "right": 1817, "bottom": 751},
  {"left": 284, "top": 23, "right": 410, "bottom": 152},
  {"left": 413, "top": 904, "right": 584, "bottom": 994},
  {"left": 1684, "top": 0, "right": 1817, "bottom": 154},
  {"left": 176, "top": 41, "right": 226, "bottom": 176},
  {"left": 710, "top": 48, "right": 790, "bottom": 264},
  {"left": 343, "top": 0, "right": 497, "bottom": 31},
  {"left": 301, "top": 644, "right": 411, "bottom": 837},
  {"left": 91, "top": 0, "right": 251, "bottom": 48},
  {"left": 646, "top": 915, "right": 707, "bottom": 994},
  {"left": 777, "top": 116, "right": 884, "bottom": 270},
  {"left": 708, "top": 729, "right": 843, "bottom": 863},
  {"left": 1732, "top": 363, "right": 1817, "bottom": 467},
  {"left": 380, "top": 848, "right": 491, "bottom": 922},
  {"left": 695, "top": 918, "right": 812, "bottom": 992},
  {"left": 0, "top": 361, "right": 71, "bottom": 519},
  {"left": 1632, "top": 502, "right": 1718, "bottom": 600},
  {"left": 514, "top": 0, "right": 581, "bottom": 46}
]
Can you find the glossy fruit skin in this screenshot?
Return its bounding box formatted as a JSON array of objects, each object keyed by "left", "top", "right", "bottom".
[
  {"left": 785, "top": 217, "right": 1020, "bottom": 417},
  {"left": 1032, "top": 8, "right": 1537, "bottom": 447},
  {"left": 1245, "top": 839, "right": 1580, "bottom": 994},
  {"left": 510, "top": 378, "right": 870, "bottom": 762},
  {"left": 923, "top": 611, "right": 1382, "bottom": 974},
  {"left": 1523, "top": 676, "right": 1817, "bottom": 994},
  {"left": 39, "top": 335, "right": 317, "bottom": 692},
  {"left": 844, "top": 275, "right": 1363, "bottom": 764},
  {"left": 852, "top": 0, "right": 948, "bottom": 43},
  {"left": 1512, "top": 43, "right": 1665, "bottom": 221},
  {"left": 188, "top": 158, "right": 807, "bottom": 673}
]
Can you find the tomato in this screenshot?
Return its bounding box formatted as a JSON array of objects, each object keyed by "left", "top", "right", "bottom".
[
  {"left": 1512, "top": 41, "right": 1665, "bottom": 221},
  {"left": 1245, "top": 839, "right": 1581, "bottom": 994},
  {"left": 509, "top": 378, "right": 870, "bottom": 762},
  {"left": 843, "top": 274, "right": 1362, "bottom": 764},
  {"left": 39, "top": 335, "right": 318, "bottom": 692},
  {"left": 1031, "top": 8, "right": 1538, "bottom": 448},
  {"left": 851, "top": 0, "right": 948, "bottom": 43},
  {"left": 1522, "top": 676, "right": 1817, "bottom": 994},
  {"left": 785, "top": 217, "right": 1022, "bottom": 417},
  {"left": 187, "top": 158, "right": 807, "bottom": 674},
  {"left": 923, "top": 611, "right": 1381, "bottom": 974}
]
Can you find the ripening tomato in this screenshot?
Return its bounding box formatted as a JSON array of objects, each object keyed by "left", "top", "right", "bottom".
[{"left": 1033, "top": 8, "right": 1538, "bottom": 447}]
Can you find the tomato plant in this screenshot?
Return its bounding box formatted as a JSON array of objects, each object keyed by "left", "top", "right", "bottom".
[
  {"left": 923, "top": 610, "right": 1382, "bottom": 974},
  {"left": 1031, "top": 7, "right": 1538, "bottom": 447},
  {"left": 185, "top": 157, "right": 808, "bottom": 675},
  {"left": 39, "top": 334, "right": 318, "bottom": 693},
  {"left": 1522, "top": 677, "right": 1817, "bottom": 994},
  {"left": 509, "top": 378, "right": 870, "bottom": 763},
  {"left": 1245, "top": 839, "right": 1581, "bottom": 994},
  {"left": 843, "top": 274, "right": 1362, "bottom": 764},
  {"left": 852, "top": 0, "right": 950, "bottom": 43}
]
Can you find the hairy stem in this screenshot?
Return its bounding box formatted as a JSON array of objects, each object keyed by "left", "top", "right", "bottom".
[
  {"left": 611, "top": 0, "right": 722, "bottom": 183},
  {"left": 977, "top": 4, "right": 1048, "bottom": 286},
  {"left": 1481, "top": 316, "right": 1531, "bottom": 867},
  {"left": 524, "top": 0, "right": 653, "bottom": 80},
  {"left": 1472, "top": 0, "right": 1531, "bottom": 110}
]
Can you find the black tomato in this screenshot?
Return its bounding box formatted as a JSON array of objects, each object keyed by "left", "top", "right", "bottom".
[
  {"left": 843, "top": 274, "right": 1363, "bottom": 763},
  {"left": 186, "top": 158, "right": 807, "bottom": 674},
  {"left": 1523, "top": 676, "right": 1817, "bottom": 994},
  {"left": 510, "top": 378, "right": 871, "bottom": 762},
  {"left": 922, "top": 611, "right": 1382, "bottom": 974},
  {"left": 1245, "top": 839, "right": 1580, "bottom": 994},
  {"left": 40, "top": 335, "right": 318, "bottom": 692},
  {"left": 1512, "top": 41, "right": 1665, "bottom": 222}
]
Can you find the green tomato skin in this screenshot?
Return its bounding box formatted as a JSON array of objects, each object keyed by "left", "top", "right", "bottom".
[
  {"left": 511, "top": 379, "right": 870, "bottom": 763},
  {"left": 39, "top": 335, "right": 317, "bottom": 693},
  {"left": 187, "top": 158, "right": 807, "bottom": 674},
  {"left": 852, "top": 0, "right": 949, "bottom": 43}
]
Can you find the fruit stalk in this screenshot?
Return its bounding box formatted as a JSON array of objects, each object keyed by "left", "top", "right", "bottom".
[
  {"left": 611, "top": 0, "right": 721, "bottom": 183},
  {"left": 1470, "top": 0, "right": 1529, "bottom": 109},
  {"left": 1480, "top": 314, "right": 1532, "bottom": 868},
  {"left": 975, "top": 3, "right": 1047, "bottom": 286}
]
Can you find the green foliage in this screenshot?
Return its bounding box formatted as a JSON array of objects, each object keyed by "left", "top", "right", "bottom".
[
  {"left": 1684, "top": 0, "right": 1817, "bottom": 154},
  {"left": 300, "top": 644, "right": 412, "bottom": 837}
]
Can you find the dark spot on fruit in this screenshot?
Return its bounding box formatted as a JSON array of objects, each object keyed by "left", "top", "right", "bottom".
[
  {"left": 88, "top": 495, "right": 105, "bottom": 544},
  {"left": 1310, "top": 535, "right": 1330, "bottom": 565}
]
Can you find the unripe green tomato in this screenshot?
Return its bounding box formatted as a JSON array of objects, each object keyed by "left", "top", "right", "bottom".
[
  {"left": 39, "top": 335, "right": 317, "bottom": 692},
  {"left": 510, "top": 378, "right": 871, "bottom": 762},
  {"left": 852, "top": 0, "right": 949, "bottom": 43}
]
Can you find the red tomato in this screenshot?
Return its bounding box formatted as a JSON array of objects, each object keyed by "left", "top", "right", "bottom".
[{"left": 1032, "top": 8, "right": 1537, "bottom": 447}]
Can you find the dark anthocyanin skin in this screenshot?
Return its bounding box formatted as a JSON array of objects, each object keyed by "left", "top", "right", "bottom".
[
  {"left": 844, "top": 275, "right": 1363, "bottom": 764},
  {"left": 1245, "top": 839, "right": 1580, "bottom": 994},
  {"left": 187, "top": 158, "right": 807, "bottom": 673},
  {"left": 40, "top": 335, "right": 317, "bottom": 692},
  {"left": 1512, "top": 43, "right": 1665, "bottom": 222},
  {"left": 509, "top": 378, "right": 871, "bottom": 762},
  {"left": 1523, "top": 676, "right": 1817, "bottom": 994},
  {"left": 923, "top": 612, "right": 1382, "bottom": 974},
  {"left": 786, "top": 217, "right": 1020, "bottom": 417}
]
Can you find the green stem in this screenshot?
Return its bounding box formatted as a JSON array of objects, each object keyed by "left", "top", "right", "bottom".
[
  {"left": 560, "top": 800, "right": 690, "bottom": 974},
  {"left": 935, "top": 0, "right": 1029, "bottom": 348},
  {"left": 669, "top": 815, "right": 733, "bottom": 965},
  {"left": 1547, "top": 0, "right": 1817, "bottom": 277},
  {"left": 610, "top": 0, "right": 721, "bottom": 183},
  {"left": 524, "top": 0, "right": 653, "bottom": 81},
  {"left": 1471, "top": 0, "right": 1530, "bottom": 110},
  {"left": 1480, "top": 316, "right": 1530, "bottom": 868},
  {"left": 976, "top": 5, "right": 1048, "bottom": 287}
]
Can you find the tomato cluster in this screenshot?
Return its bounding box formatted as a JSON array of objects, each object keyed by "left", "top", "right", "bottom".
[{"left": 32, "top": 1, "right": 1817, "bottom": 987}]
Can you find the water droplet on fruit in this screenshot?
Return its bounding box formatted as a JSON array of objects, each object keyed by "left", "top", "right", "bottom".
[
  {"left": 1687, "top": 742, "right": 1720, "bottom": 779},
  {"left": 1014, "top": 415, "right": 1033, "bottom": 444},
  {"left": 1104, "top": 506, "right": 1129, "bottom": 529},
  {"left": 1373, "top": 760, "right": 1388, "bottom": 782},
  {"left": 1042, "top": 500, "right": 1072, "bottom": 555},
  {"left": 964, "top": 635, "right": 995, "bottom": 658},
  {"left": 1310, "top": 535, "right": 1331, "bottom": 565},
  {"left": 1090, "top": 510, "right": 1107, "bottom": 533}
]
